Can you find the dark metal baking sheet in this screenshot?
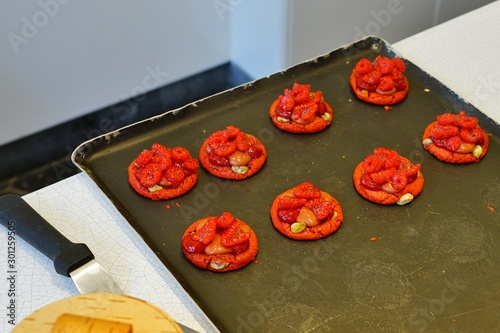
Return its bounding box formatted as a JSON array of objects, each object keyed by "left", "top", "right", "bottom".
[{"left": 72, "top": 36, "right": 500, "bottom": 332}]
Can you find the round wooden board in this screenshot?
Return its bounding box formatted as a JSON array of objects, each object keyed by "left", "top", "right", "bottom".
[{"left": 13, "top": 293, "right": 182, "bottom": 333}]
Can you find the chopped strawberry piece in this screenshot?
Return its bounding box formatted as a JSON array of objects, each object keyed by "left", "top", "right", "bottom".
[
  {"left": 360, "top": 174, "right": 382, "bottom": 191},
  {"left": 432, "top": 138, "right": 448, "bottom": 148},
  {"left": 224, "top": 125, "right": 241, "bottom": 139},
  {"left": 436, "top": 113, "right": 458, "bottom": 126},
  {"left": 231, "top": 241, "right": 250, "bottom": 255},
  {"left": 373, "top": 147, "right": 391, "bottom": 155},
  {"left": 291, "top": 101, "right": 318, "bottom": 124},
  {"left": 377, "top": 76, "right": 395, "bottom": 91},
  {"left": 275, "top": 104, "right": 293, "bottom": 119},
  {"left": 152, "top": 143, "right": 171, "bottom": 157},
  {"left": 278, "top": 196, "right": 307, "bottom": 210},
  {"left": 140, "top": 163, "right": 162, "bottom": 187},
  {"left": 391, "top": 57, "right": 406, "bottom": 72},
  {"left": 311, "top": 90, "right": 323, "bottom": 104},
  {"left": 402, "top": 163, "right": 420, "bottom": 178},
  {"left": 430, "top": 125, "right": 460, "bottom": 140},
  {"left": 247, "top": 144, "right": 263, "bottom": 159},
  {"left": 374, "top": 56, "right": 394, "bottom": 75},
  {"left": 370, "top": 167, "right": 396, "bottom": 185},
  {"left": 277, "top": 208, "right": 301, "bottom": 223},
  {"left": 361, "top": 71, "right": 382, "bottom": 86},
  {"left": 182, "top": 234, "right": 207, "bottom": 253},
  {"left": 165, "top": 166, "right": 185, "bottom": 186},
  {"left": 208, "top": 150, "right": 230, "bottom": 166},
  {"left": 210, "top": 139, "right": 237, "bottom": 157},
  {"left": 354, "top": 58, "right": 374, "bottom": 75},
  {"left": 390, "top": 172, "right": 408, "bottom": 191},
  {"left": 305, "top": 196, "right": 333, "bottom": 221},
  {"left": 292, "top": 83, "right": 311, "bottom": 104},
  {"left": 362, "top": 155, "right": 383, "bottom": 174},
  {"left": 278, "top": 94, "right": 295, "bottom": 112},
  {"left": 390, "top": 70, "right": 407, "bottom": 91},
  {"left": 135, "top": 150, "right": 154, "bottom": 166},
  {"left": 460, "top": 128, "right": 484, "bottom": 145},
  {"left": 192, "top": 218, "right": 216, "bottom": 245},
  {"left": 152, "top": 154, "right": 173, "bottom": 171},
  {"left": 236, "top": 132, "right": 255, "bottom": 152},
  {"left": 354, "top": 56, "right": 405, "bottom": 93},
  {"left": 457, "top": 115, "right": 479, "bottom": 129},
  {"left": 220, "top": 222, "right": 250, "bottom": 247},
  {"left": 182, "top": 158, "right": 199, "bottom": 172},
  {"left": 373, "top": 147, "right": 400, "bottom": 167},
  {"left": 445, "top": 136, "right": 462, "bottom": 151},
  {"left": 171, "top": 147, "right": 191, "bottom": 162},
  {"left": 316, "top": 101, "right": 327, "bottom": 115},
  {"left": 293, "top": 182, "right": 321, "bottom": 199},
  {"left": 211, "top": 212, "right": 236, "bottom": 229}
]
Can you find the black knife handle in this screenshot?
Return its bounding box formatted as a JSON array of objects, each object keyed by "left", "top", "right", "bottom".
[{"left": 0, "top": 194, "right": 94, "bottom": 277}]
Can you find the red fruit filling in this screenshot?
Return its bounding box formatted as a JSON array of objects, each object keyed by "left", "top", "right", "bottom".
[
  {"left": 205, "top": 126, "right": 262, "bottom": 167},
  {"left": 182, "top": 212, "right": 252, "bottom": 255},
  {"left": 275, "top": 83, "right": 329, "bottom": 124},
  {"left": 134, "top": 143, "right": 198, "bottom": 190},
  {"left": 353, "top": 55, "right": 407, "bottom": 94},
  {"left": 426, "top": 111, "right": 484, "bottom": 152},
  {"left": 360, "top": 148, "right": 420, "bottom": 193},
  {"left": 276, "top": 182, "right": 336, "bottom": 226}
]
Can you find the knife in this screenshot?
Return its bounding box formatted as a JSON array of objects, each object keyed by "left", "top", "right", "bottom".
[{"left": 0, "top": 194, "right": 199, "bottom": 333}]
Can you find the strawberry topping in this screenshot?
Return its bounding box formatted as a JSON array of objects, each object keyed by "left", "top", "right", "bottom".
[
  {"left": 133, "top": 143, "right": 198, "bottom": 189},
  {"left": 276, "top": 182, "right": 336, "bottom": 226},
  {"left": 353, "top": 55, "right": 407, "bottom": 94},
  {"left": 182, "top": 212, "right": 252, "bottom": 255},
  {"left": 360, "top": 148, "right": 420, "bottom": 194},
  {"left": 274, "top": 83, "right": 329, "bottom": 124},
  {"left": 427, "top": 111, "right": 484, "bottom": 151}
]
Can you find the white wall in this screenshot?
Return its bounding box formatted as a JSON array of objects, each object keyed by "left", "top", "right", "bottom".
[
  {"left": 288, "top": 0, "right": 434, "bottom": 65},
  {"left": 231, "top": 0, "right": 495, "bottom": 77},
  {"left": 230, "top": 0, "right": 289, "bottom": 80},
  {"left": 1, "top": 0, "right": 494, "bottom": 146},
  {"left": 0, "top": 0, "right": 231, "bottom": 146}
]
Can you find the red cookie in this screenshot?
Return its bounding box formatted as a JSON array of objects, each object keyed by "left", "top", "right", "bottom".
[
  {"left": 128, "top": 143, "right": 199, "bottom": 200},
  {"left": 353, "top": 148, "right": 424, "bottom": 205},
  {"left": 199, "top": 125, "right": 267, "bottom": 180},
  {"left": 350, "top": 55, "right": 409, "bottom": 105},
  {"left": 422, "top": 111, "right": 489, "bottom": 164},
  {"left": 269, "top": 83, "right": 333, "bottom": 133},
  {"left": 181, "top": 212, "right": 258, "bottom": 272},
  {"left": 270, "top": 182, "right": 343, "bottom": 240}
]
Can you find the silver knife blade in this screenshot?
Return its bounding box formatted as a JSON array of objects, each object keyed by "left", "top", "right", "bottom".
[{"left": 69, "top": 260, "right": 124, "bottom": 294}]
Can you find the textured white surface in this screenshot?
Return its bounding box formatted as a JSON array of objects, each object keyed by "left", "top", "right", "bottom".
[
  {"left": 393, "top": 1, "right": 500, "bottom": 125},
  {"left": 0, "top": 175, "right": 216, "bottom": 333},
  {"left": 1, "top": 2, "right": 500, "bottom": 332}
]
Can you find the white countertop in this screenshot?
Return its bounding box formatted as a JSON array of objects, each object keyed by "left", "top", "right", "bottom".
[{"left": 1, "top": 2, "right": 499, "bottom": 332}]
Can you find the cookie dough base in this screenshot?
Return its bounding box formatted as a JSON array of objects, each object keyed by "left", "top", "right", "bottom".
[
  {"left": 422, "top": 121, "right": 489, "bottom": 163},
  {"left": 270, "top": 191, "right": 343, "bottom": 240},
  {"left": 128, "top": 163, "right": 198, "bottom": 200},
  {"left": 269, "top": 100, "right": 334, "bottom": 134},
  {"left": 350, "top": 71, "right": 409, "bottom": 105},
  {"left": 182, "top": 219, "right": 258, "bottom": 272},
  {"left": 199, "top": 141, "right": 267, "bottom": 180},
  {"left": 353, "top": 160, "right": 424, "bottom": 205}
]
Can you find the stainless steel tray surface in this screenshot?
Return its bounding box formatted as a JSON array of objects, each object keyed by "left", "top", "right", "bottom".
[{"left": 73, "top": 37, "right": 500, "bottom": 332}]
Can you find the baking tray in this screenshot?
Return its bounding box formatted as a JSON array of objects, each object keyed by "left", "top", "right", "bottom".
[{"left": 73, "top": 36, "right": 500, "bottom": 332}]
